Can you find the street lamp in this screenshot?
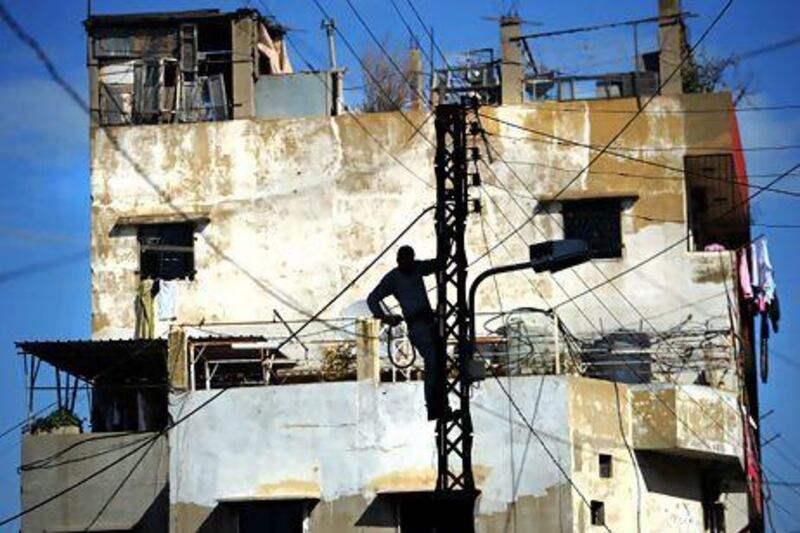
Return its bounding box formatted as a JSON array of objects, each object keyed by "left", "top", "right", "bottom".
[{"left": 467, "top": 239, "right": 590, "bottom": 358}]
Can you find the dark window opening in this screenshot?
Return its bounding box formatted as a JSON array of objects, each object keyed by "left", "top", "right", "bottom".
[
  {"left": 685, "top": 154, "right": 749, "bottom": 251},
  {"left": 590, "top": 500, "right": 605, "bottom": 526},
  {"left": 138, "top": 223, "right": 195, "bottom": 281},
  {"left": 91, "top": 384, "right": 167, "bottom": 432},
  {"left": 236, "top": 501, "right": 311, "bottom": 533},
  {"left": 599, "top": 454, "right": 613, "bottom": 478},
  {"left": 703, "top": 501, "right": 726, "bottom": 533},
  {"left": 396, "top": 493, "right": 475, "bottom": 532},
  {"left": 562, "top": 198, "right": 623, "bottom": 259},
  {"left": 133, "top": 60, "right": 162, "bottom": 124}
]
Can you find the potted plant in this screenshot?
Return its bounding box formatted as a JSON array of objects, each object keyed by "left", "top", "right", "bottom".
[{"left": 30, "top": 408, "right": 83, "bottom": 435}]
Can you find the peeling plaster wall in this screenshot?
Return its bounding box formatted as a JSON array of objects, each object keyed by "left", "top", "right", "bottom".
[
  {"left": 83, "top": 94, "right": 750, "bottom": 531},
  {"left": 167, "top": 376, "right": 744, "bottom": 532},
  {"left": 631, "top": 383, "right": 742, "bottom": 457},
  {"left": 90, "top": 93, "right": 743, "bottom": 347},
  {"left": 567, "top": 378, "right": 744, "bottom": 533},
  {"left": 168, "top": 376, "right": 572, "bottom": 532}
]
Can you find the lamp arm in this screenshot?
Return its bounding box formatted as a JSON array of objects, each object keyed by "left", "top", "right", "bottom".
[{"left": 468, "top": 261, "right": 532, "bottom": 345}]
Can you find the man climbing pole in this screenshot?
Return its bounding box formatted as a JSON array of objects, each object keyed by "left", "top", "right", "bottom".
[{"left": 367, "top": 245, "right": 444, "bottom": 420}]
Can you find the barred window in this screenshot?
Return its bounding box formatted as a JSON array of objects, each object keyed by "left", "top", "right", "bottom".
[{"left": 562, "top": 198, "right": 623, "bottom": 259}]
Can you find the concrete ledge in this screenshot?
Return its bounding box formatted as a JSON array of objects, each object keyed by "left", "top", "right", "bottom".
[{"left": 630, "top": 383, "right": 742, "bottom": 459}]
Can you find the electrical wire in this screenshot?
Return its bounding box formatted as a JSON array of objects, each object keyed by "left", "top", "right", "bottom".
[
  {"left": 533, "top": 0, "right": 735, "bottom": 202},
  {"left": 519, "top": 103, "right": 800, "bottom": 115},
  {"left": 381, "top": 0, "right": 760, "bottom": 472},
  {"left": 340, "top": 0, "right": 432, "bottom": 108},
  {"left": 0, "top": 204, "right": 435, "bottom": 525},
  {"left": 480, "top": 123, "right": 800, "bottom": 199},
  {"left": 1, "top": 0, "right": 778, "bottom": 524},
  {"left": 388, "top": 0, "right": 433, "bottom": 65},
  {"left": 466, "top": 114, "right": 767, "bottom": 521},
  {"left": 550, "top": 161, "right": 799, "bottom": 310},
  {"left": 81, "top": 434, "right": 163, "bottom": 530},
  {"left": 394, "top": 2, "right": 752, "bottom": 404},
  {"left": 307, "top": 0, "right": 436, "bottom": 147},
  {"left": 613, "top": 381, "right": 641, "bottom": 533},
  {"left": 474, "top": 348, "right": 613, "bottom": 533},
  {"left": 0, "top": 250, "right": 88, "bottom": 284},
  {"left": 485, "top": 130, "right": 800, "bottom": 153},
  {"left": 0, "top": 1, "right": 377, "bottom": 335}
]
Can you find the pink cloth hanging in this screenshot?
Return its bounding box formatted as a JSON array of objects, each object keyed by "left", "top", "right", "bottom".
[{"left": 738, "top": 249, "right": 753, "bottom": 300}]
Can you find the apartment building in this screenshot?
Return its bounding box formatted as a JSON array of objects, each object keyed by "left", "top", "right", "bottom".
[{"left": 15, "top": 1, "right": 762, "bottom": 531}]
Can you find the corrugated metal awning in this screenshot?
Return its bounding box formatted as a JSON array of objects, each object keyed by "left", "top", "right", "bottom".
[{"left": 16, "top": 338, "right": 167, "bottom": 382}]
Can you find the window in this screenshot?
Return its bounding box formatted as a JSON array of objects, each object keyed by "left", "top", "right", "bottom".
[
  {"left": 92, "top": 385, "right": 167, "bottom": 432},
  {"left": 133, "top": 59, "right": 162, "bottom": 124},
  {"left": 590, "top": 500, "right": 605, "bottom": 526},
  {"left": 685, "top": 154, "right": 749, "bottom": 251},
  {"left": 138, "top": 223, "right": 195, "bottom": 280},
  {"left": 562, "top": 198, "right": 623, "bottom": 259},
  {"left": 599, "top": 454, "right": 613, "bottom": 478}
]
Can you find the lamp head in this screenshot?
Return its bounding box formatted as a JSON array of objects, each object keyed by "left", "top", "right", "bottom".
[{"left": 529, "top": 240, "right": 590, "bottom": 273}]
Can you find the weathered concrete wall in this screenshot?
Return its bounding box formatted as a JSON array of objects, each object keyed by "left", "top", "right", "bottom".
[
  {"left": 168, "top": 376, "right": 572, "bottom": 532},
  {"left": 568, "top": 378, "right": 744, "bottom": 532},
  {"left": 568, "top": 377, "right": 640, "bottom": 531},
  {"left": 166, "top": 375, "right": 743, "bottom": 532},
  {"left": 631, "top": 383, "right": 742, "bottom": 458},
  {"left": 21, "top": 432, "right": 168, "bottom": 532},
  {"left": 90, "top": 92, "right": 742, "bottom": 353}
]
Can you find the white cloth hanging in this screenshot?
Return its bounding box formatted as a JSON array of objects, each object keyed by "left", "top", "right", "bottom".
[
  {"left": 157, "top": 279, "right": 179, "bottom": 320},
  {"left": 751, "top": 238, "right": 776, "bottom": 304}
]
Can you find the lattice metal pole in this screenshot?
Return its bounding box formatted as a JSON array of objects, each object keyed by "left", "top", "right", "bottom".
[{"left": 434, "top": 103, "right": 475, "bottom": 492}]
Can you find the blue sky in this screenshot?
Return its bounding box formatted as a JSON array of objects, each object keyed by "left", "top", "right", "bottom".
[{"left": 1, "top": 0, "right": 799, "bottom": 529}]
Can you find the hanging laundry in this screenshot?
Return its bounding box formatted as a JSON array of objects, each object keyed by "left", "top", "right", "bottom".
[
  {"left": 738, "top": 248, "right": 753, "bottom": 300},
  {"left": 750, "top": 238, "right": 778, "bottom": 384},
  {"left": 135, "top": 279, "right": 156, "bottom": 339},
  {"left": 760, "top": 312, "right": 769, "bottom": 384},
  {"left": 158, "top": 279, "right": 179, "bottom": 321},
  {"left": 769, "top": 293, "right": 781, "bottom": 334},
  {"left": 751, "top": 238, "right": 776, "bottom": 305}
]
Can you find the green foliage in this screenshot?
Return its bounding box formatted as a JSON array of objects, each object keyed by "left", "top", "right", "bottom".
[
  {"left": 30, "top": 408, "right": 82, "bottom": 434},
  {"left": 321, "top": 342, "right": 356, "bottom": 381},
  {"left": 682, "top": 51, "right": 739, "bottom": 94}
]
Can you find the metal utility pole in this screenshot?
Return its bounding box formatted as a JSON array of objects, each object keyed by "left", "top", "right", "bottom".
[
  {"left": 431, "top": 104, "right": 589, "bottom": 532},
  {"left": 433, "top": 102, "right": 480, "bottom": 502},
  {"left": 321, "top": 18, "right": 338, "bottom": 70}
]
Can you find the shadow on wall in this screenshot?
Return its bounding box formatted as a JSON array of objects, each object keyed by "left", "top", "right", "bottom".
[
  {"left": 354, "top": 493, "right": 398, "bottom": 527},
  {"left": 356, "top": 491, "right": 477, "bottom": 531},
  {"left": 198, "top": 500, "right": 320, "bottom": 533},
  {"left": 637, "top": 450, "right": 745, "bottom": 499},
  {"left": 128, "top": 484, "right": 169, "bottom": 532}
]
